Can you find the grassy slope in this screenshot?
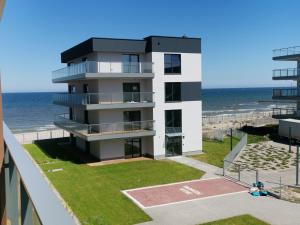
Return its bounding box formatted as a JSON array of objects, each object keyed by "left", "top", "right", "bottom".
[
  {"left": 191, "top": 137, "right": 239, "bottom": 168},
  {"left": 24, "top": 141, "right": 204, "bottom": 225},
  {"left": 200, "top": 214, "right": 270, "bottom": 225}
]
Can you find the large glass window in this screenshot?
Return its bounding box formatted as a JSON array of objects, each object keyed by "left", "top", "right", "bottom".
[
  {"left": 165, "top": 110, "right": 182, "bottom": 133},
  {"left": 164, "top": 54, "right": 181, "bottom": 74},
  {"left": 123, "top": 54, "right": 140, "bottom": 73},
  {"left": 165, "top": 82, "right": 181, "bottom": 102}
]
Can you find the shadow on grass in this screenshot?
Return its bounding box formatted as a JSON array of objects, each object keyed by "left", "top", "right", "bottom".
[
  {"left": 240, "top": 124, "right": 296, "bottom": 145},
  {"left": 34, "top": 138, "right": 98, "bottom": 164}
]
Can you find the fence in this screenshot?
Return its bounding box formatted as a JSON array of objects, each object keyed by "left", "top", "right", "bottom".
[
  {"left": 203, "top": 111, "right": 273, "bottom": 125},
  {"left": 223, "top": 131, "right": 248, "bottom": 169},
  {"left": 13, "top": 128, "right": 70, "bottom": 144}
]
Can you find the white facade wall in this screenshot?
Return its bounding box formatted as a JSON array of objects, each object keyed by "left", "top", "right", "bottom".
[{"left": 151, "top": 52, "right": 202, "bottom": 157}]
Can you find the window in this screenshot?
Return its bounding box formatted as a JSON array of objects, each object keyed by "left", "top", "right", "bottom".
[
  {"left": 165, "top": 110, "right": 182, "bottom": 133},
  {"left": 122, "top": 54, "right": 140, "bottom": 73},
  {"left": 165, "top": 82, "right": 181, "bottom": 102},
  {"left": 164, "top": 54, "right": 181, "bottom": 74}
]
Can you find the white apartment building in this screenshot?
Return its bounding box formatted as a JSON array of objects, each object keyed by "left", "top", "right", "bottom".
[{"left": 52, "top": 36, "right": 202, "bottom": 160}]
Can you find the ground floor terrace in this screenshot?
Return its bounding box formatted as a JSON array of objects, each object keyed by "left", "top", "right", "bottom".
[{"left": 74, "top": 134, "right": 196, "bottom": 161}]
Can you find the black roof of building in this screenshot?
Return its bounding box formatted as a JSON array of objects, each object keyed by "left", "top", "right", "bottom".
[{"left": 61, "top": 35, "right": 201, "bottom": 63}]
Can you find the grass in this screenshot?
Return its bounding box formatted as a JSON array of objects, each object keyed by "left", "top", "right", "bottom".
[
  {"left": 191, "top": 137, "right": 240, "bottom": 168},
  {"left": 24, "top": 139, "right": 204, "bottom": 225},
  {"left": 200, "top": 214, "right": 270, "bottom": 225}
]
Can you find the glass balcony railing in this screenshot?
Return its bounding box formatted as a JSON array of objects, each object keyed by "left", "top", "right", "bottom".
[
  {"left": 273, "top": 88, "right": 300, "bottom": 98},
  {"left": 3, "top": 122, "right": 77, "bottom": 225},
  {"left": 53, "top": 92, "right": 154, "bottom": 106},
  {"left": 165, "top": 127, "right": 182, "bottom": 134},
  {"left": 273, "top": 46, "right": 300, "bottom": 57},
  {"left": 272, "top": 107, "right": 296, "bottom": 117},
  {"left": 273, "top": 68, "right": 300, "bottom": 78},
  {"left": 52, "top": 61, "right": 153, "bottom": 80},
  {"left": 54, "top": 114, "right": 155, "bottom": 136}
]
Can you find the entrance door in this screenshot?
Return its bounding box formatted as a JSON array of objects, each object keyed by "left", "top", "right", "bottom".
[
  {"left": 123, "top": 83, "right": 140, "bottom": 102},
  {"left": 125, "top": 138, "right": 142, "bottom": 158},
  {"left": 166, "top": 136, "right": 182, "bottom": 156}
]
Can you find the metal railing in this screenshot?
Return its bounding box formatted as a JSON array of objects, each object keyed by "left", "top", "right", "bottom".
[
  {"left": 3, "top": 122, "right": 78, "bottom": 225},
  {"left": 272, "top": 107, "right": 296, "bottom": 117},
  {"left": 54, "top": 114, "right": 155, "bottom": 135},
  {"left": 273, "top": 46, "right": 300, "bottom": 57},
  {"left": 52, "top": 61, "right": 153, "bottom": 80},
  {"left": 53, "top": 92, "right": 154, "bottom": 106},
  {"left": 273, "top": 68, "right": 300, "bottom": 78},
  {"left": 273, "top": 88, "right": 300, "bottom": 98}
]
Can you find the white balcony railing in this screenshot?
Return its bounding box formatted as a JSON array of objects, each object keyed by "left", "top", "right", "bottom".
[
  {"left": 53, "top": 92, "right": 154, "bottom": 106},
  {"left": 273, "top": 46, "right": 300, "bottom": 57},
  {"left": 52, "top": 61, "right": 153, "bottom": 80},
  {"left": 54, "top": 114, "right": 155, "bottom": 136}
]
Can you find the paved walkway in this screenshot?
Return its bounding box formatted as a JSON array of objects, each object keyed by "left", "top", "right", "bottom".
[
  {"left": 138, "top": 191, "right": 300, "bottom": 225},
  {"left": 169, "top": 156, "right": 222, "bottom": 179}
]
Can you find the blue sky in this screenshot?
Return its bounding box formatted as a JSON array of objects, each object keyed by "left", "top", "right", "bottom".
[{"left": 0, "top": 0, "right": 299, "bottom": 92}]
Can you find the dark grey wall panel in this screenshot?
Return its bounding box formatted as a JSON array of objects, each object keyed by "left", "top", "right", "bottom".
[
  {"left": 181, "top": 82, "right": 202, "bottom": 101},
  {"left": 61, "top": 36, "right": 201, "bottom": 63},
  {"left": 145, "top": 36, "right": 201, "bottom": 53},
  {"left": 92, "top": 38, "right": 146, "bottom": 54},
  {"left": 61, "top": 38, "right": 93, "bottom": 63}
]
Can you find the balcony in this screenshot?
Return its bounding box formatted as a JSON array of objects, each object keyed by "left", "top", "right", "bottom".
[
  {"left": 54, "top": 114, "right": 155, "bottom": 141},
  {"left": 3, "top": 122, "right": 77, "bottom": 225},
  {"left": 272, "top": 107, "right": 298, "bottom": 119},
  {"left": 53, "top": 92, "right": 155, "bottom": 110},
  {"left": 273, "top": 68, "right": 300, "bottom": 80},
  {"left": 52, "top": 61, "right": 154, "bottom": 83},
  {"left": 273, "top": 88, "right": 300, "bottom": 100},
  {"left": 273, "top": 46, "right": 300, "bottom": 61}
]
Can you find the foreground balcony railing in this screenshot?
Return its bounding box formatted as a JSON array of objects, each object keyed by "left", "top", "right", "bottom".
[
  {"left": 52, "top": 61, "right": 153, "bottom": 80},
  {"left": 54, "top": 114, "right": 155, "bottom": 138},
  {"left": 272, "top": 107, "right": 297, "bottom": 118},
  {"left": 3, "top": 122, "right": 77, "bottom": 225},
  {"left": 273, "top": 68, "right": 300, "bottom": 78},
  {"left": 273, "top": 88, "right": 300, "bottom": 98},
  {"left": 273, "top": 46, "right": 300, "bottom": 58},
  {"left": 53, "top": 92, "right": 154, "bottom": 106}
]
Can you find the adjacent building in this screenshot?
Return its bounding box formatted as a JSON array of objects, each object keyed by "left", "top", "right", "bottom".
[
  {"left": 272, "top": 46, "right": 300, "bottom": 138},
  {"left": 52, "top": 36, "right": 202, "bottom": 161}
]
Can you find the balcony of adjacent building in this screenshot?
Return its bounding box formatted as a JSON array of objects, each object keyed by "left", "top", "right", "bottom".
[
  {"left": 53, "top": 92, "right": 155, "bottom": 110},
  {"left": 54, "top": 114, "right": 155, "bottom": 141},
  {"left": 272, "top": 88, "right": 300, "bottom": 100},
  {"left": 273, "top": 46, "right": 300, "bottom": 61},
  {"left": 52, "top": 61, "right": 154, "bottom": 83},
  {"left": 272, "top": 107, "right": 298, "bottom": 119},
  {"left": 273, "top": 68, "right": 300, "bottom": 80}
]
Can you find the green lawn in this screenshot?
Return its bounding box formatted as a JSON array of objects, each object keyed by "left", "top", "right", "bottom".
[
  {"left": 191, "top": 137, "right": 240, "bottom": 168},
  {"left": 200, "top": 214, "right": 270, "bottom": 225},
  {"left": 24, "top": 139, "right": 204, "bottom": 225}
]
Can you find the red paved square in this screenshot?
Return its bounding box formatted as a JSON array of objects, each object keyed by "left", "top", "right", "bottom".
[{"left": 125, "top": 178, "right": 247, "bottom": 208}]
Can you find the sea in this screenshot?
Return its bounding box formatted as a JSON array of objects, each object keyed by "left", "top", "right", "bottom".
[{"left": 2, "top": 87, "right": 289, "bottom": 132}]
